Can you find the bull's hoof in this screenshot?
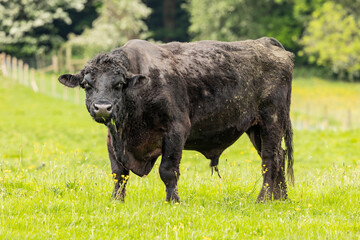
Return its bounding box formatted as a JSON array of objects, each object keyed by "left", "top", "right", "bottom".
[
  {"left": 256, "top": 191, "right": 272, "bottom": 203},
  {"left": 166, "top": 188, "right": 180, "bottom": 203},
  {"left": 171, "top": 195, "right": 180, "bottom": 203},
  {"left": 256, "top": 197, "right": 270, "bottom": 203},
  {"left": 112, "top": 188, "right": 126, "bottom": 201},
  {"left": 166, "top": 194, "right": 180, "bottom": 203},
  {"left": 273, "top": 192, "right": 288, "bottom": 201}
]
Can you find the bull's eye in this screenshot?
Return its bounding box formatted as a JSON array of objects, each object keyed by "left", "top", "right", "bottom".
[
  {"left": 82, "top": 73, "right": 93, "bottom": 91},
  {"left": 82, "top": 81, "right": 92, "bottom": 91},
  {"left": 113, "top": 82, "right": 122, "bottom": 90},
  {"left": 84, "top": 82, "right": 91, "bottom": 90}
]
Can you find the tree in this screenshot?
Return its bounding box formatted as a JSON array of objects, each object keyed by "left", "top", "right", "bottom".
[
  {"left": 186, "top": 0, "right": 301, "bottom": 51},
  {"left": 144, "top": 0, "right": 190, "bottom": 42},
  {"left": 0, "top": 0, "right": 91, "bottom": 58},
  {"left": 293, "top": 0, "right": 325, "bottom": 23},
  {"left": 300, "top": 2, "right": 360, "bottom": 80},
  {"left": 333, "top": 0, "right": 360, "bottom": 18},
  {"left": 68, "top": 0, "right": 151, "bottom": 57}
]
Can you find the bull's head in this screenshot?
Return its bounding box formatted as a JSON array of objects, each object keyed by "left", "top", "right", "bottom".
[{"left": 58, "top": 68, "right": 147, "bottom": 124}]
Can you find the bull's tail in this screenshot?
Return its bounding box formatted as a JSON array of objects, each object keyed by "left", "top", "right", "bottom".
[
  {"left": 284, "top": 52, "right": 295, "bottom": 185},
  {"left": 285, "top": 118, "right": 294, "bottom": 185}
]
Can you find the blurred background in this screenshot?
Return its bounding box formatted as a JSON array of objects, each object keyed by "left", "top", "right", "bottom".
[
  {"left": 0, "top": 2, "right": 359, "bottom": 237},
  {"left": 1, "top": 0, "right": 359, "bottom": 131},
  {"left": 0, "top": 0, "right": 360, "bottom": 80}
]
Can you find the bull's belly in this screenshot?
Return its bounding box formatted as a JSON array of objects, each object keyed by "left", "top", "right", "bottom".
[
  {"left": 185, "top": 127, "right": 243, "bottom": 152},
  {"left": 184, "top": 107, "right": 256, "bottom": 158},
  {"left": 184, "top": 124, "right": 245, "bottom": 159}
]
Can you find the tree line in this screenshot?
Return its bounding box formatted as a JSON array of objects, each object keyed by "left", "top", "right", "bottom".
[{"left": 1, "top": 0, "right": 359, "bottom": 80}]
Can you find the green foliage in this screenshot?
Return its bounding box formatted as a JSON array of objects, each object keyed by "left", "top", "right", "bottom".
[
  {"left": 293, "top": 0, "right": 325, "bottom": 22},
  {"left": 186, "top": 0, "right": 301, "bottom": 51},
  {"left": 145, "top": 0, "right": 190, "bottom": 42},
  {"left": 1, "top": 74, "right": 360, "bottom": 238},
  {"left": 68, "top": 0, "right": 151, "bottom": 58},
  {"left": 0, "top": 0, "right": 89, "bottom": 58},
  {"left": 333, "top": 0, "right": 360, "bottom": 17},
  {"left": 186, "top": 0, "right": 360, "bottom": 79},
  {"left": 300, "top": 2, "right": 360, "bottom": 80}
]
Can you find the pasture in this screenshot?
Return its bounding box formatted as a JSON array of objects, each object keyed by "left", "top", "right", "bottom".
[{"left": 0, "top": 75, "right": 359, "bottom": 239}]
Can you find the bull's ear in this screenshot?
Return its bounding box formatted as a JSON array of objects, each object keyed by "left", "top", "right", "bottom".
[
  {"left": 126, "top": 74, "right": 148, "bottom": 89},
  {"left": 58, "top": 74, "right": 81, "bottom": 88}
]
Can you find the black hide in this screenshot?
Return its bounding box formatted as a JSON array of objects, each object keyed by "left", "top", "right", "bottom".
[{"left": 59, "top": 37, "right": 294, "bottom": 202}]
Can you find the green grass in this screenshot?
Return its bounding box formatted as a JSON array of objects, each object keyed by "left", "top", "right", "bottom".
[
  {"left": 292, "top": 76, "right": 360, "bottom": 129},
  {"left": 0, "top": 76, "right": 359, "bottom": 239}
]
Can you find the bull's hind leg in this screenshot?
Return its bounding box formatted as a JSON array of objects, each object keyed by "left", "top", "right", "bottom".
[
  {"left": 257, "top": 127, "right": 287, "bottom": 202},
  {"left": 246, "top": 125, "right": 262, "bottom": 156},
  {"left": 246, "top": 125, "right": 286, "bottom": 201},
  {"left": 107, "top": 132, "right": 129, "bottom": 201},
  {"left": 272, "top": 148, "right": 287, "bottom": 200}
]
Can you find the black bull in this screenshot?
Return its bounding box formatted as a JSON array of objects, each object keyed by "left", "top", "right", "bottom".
[{"left": 59, "top": 37, "right": 294, "bottom": 202}]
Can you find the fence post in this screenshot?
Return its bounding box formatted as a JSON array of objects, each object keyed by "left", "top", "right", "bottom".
[
  {"left": 347, "top": 109, "right": 352, "bottom": 130},
  {"left": 63, "top": 86, "right": 68, "bottom": 100},
  {"left": 40, "top": 71, "right": 45, "bottom": 93},
  {"left": 323, "top": 105, "right": 328, "bottom": 129},
  {"left": 58, "top": 49, "right": 63, "bottom": 72},
  {"left": 0, "top": 53, "right": 7, "bottom": 76},
  {"left": 0, "top": 53, "right": 2, "bottom": 74},
  {"left": 304, "top": 102, "right": 310, "bottom": 129},
  {"left": 23, "top": 64, "right": 29, "bottom": 86},
  {"left": 6, "top": 55, "right": 11, "bottom": 78},
  {"left": 18, "top": 60, "right": 23, "bottom": 83},
  {"left": 75, "top": 87, "right": 80, "bottom": 104},
  {"left": 66, "top": 45, "right": 72, "bottom": 72},
  {"left": 11, "top": 57, "right": 17, "bottom": 80},
  {"left": 52, "top": 75, "right": 56, "bottom": 97},
  {"left": 30, "top": 68, "right": 39, "bottom": 92},
  {"left": 52, "top": 55, "right": 58, "bottom": 72}
]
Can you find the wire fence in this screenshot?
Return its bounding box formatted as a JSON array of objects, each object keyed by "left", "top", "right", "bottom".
[{"left": 0, "top": 50, "right": 87, "bottom": 104}]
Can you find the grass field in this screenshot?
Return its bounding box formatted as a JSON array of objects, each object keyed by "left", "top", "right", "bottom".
[{"left": 0, "top": 76, "right": 359, "bottom": 239}]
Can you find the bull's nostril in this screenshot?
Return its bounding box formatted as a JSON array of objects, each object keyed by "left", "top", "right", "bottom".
[{"left": 94, "top": 103, "right": 112, "bottom": 117}]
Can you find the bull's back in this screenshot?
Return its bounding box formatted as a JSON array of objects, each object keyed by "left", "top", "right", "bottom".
[
  {"left": 160, "top": 39, "right": 294, "bottom": 157},
  {"left": 123, "top": 39, "right": 293, "bottom": 158}
]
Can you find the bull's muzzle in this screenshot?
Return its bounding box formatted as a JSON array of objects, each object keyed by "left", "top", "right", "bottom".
[{"left": 93, "top": 103, "right": 113, "bottom": 118}]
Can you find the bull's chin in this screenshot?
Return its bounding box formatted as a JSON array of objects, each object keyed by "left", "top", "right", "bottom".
[{"left": 93, "top": 116, "right": 111, "bottom": 124}]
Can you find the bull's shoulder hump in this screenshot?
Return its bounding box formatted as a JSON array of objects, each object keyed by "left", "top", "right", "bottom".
[
  {"left": 257, "top": 37, "right": 285, "bottom": 49},
  {"left": 256, "top": 37, "right": 295, "bottom": 62},
  {"left": 122, "top": 39, "right": 170, "bottom": 61},
  {"left": 123, "top": 39, "right": 155, "bottom": 50}
]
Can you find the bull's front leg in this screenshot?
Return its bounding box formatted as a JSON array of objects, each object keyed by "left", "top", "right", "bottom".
[
  {"left": 107, "top": 132, "right": 129, "bottom": 201},
  {"left": 159, "top": 125, "right": 187, "bottom": 203}
]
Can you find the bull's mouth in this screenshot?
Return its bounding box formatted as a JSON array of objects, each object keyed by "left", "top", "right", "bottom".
[{"left": 93, "top": 116, "right": 112, "bottom": 124}]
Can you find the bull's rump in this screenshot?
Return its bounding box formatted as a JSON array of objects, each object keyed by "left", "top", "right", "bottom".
[{"left": 157, "top": 39, "right": 294, "bottom": 157}]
